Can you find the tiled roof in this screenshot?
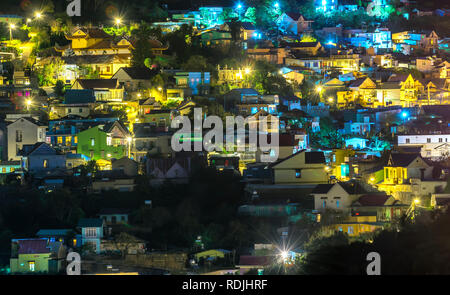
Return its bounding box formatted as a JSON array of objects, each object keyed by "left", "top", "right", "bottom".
[
  {"left": 389, "top": 153, "right": 422, "bottom": 167},
  {"left": 76, "top": 79, "right": 119, "bottom": 90},
  {"left": 305, "top": 151, "right": 326, "bottom": 164},
  {"left": 355, "top": 194, "right": 391, "bottom": 206},
  {"left": 119, "top": 67, "right": 157, "bottom": 80},
  {"left": 77, "top": 218, "right": 103, "bottom": 228},
  {"left": 17, "top": 239, "right": 50, "bottom": 254},
  {"left": 64, "top": 89, "right": 96, "bottom": 104}
]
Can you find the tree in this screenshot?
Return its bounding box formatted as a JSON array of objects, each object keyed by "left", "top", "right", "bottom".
[
  {"left": 53, "top": 80, "right": 65, "bottom": 98},
  {"left": 112, "top": 232, "right": 141, "bottom": 259},
  {"left": 131, "top": 38, "right": 155, "bottom": 67},
  {"left": 181, "top": 55, "right": 209, "bottom": 72}
]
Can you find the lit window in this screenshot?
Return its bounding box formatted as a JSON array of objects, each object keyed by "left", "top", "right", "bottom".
[
  {"left": 74, "top": 137, "right": 78, "bottom": 144},
  {"left": 106, "top": 137, "right": 112, "bottom": 146},
  {"left": 43, "top": 160, "right": 48, "bottom": 168},
  {"left": 295, "top": 169, "right": 302, "bottom": 178},
  {"left": 57, "top": 137, "right": 63, "bottom": 144},
  {"left": 91, "top": 138, "right": 95, "bottom": 146},
  {"left": 29, "top": 261, "right": 35, "bottom": 271},
  {"left": 85, "top": 228, "right": 97, "bottom": 238}
]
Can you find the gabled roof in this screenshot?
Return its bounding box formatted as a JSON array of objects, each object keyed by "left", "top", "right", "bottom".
[
  {"left": 354, "top": 194, "right": 391, "bottom": 206},
  {"left": 284, "top": 12, "right": 307, "bottom": 22},
  {"left": 16, "top": 239, "right": 50, "bottom": 254},
  {"left": 9, "top": 117, "right": 46, "bottom": 127},
  {"left": 66, "top": 27, "right": 112, "bottom": 39},
  {"left": 312, "top": 183, "right": 334, "bottom": 194},
  {"left": 36, "top": 229, "right": 73, "bottom": 237},
  {"left": 388, "top": 153, "right": 424, "bottom": 167},
  {"left": 74, "top": 79, "right": 119, "bottom": 90},
  {"left": 116, "top": 67, "right": 156, "bottom": 80},
  {"left": 305, "top": 151, "right": 326, "bottom": 164},
  {"left": 64, "top": 89, "right": 96, "bottom": 104},
  {"left": 77, "top": 218, "right": 103, "bottom": 228}
]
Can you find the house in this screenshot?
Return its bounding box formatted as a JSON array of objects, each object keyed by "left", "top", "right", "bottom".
[
  {"left": 197, "top": 29, "right": 232, "bottom": 47},
  {"left": 46, "top": 117, "right": 119, "bottom": 153},
  {"left": 49, "top": 89, "right": 96, "bottom": 119},
  {"left": 7, "top": 117, "right": 47, "bottom": 161},
  {"left": 351, "top": 194, "right": 408, "bottom": 222},
  {"left": 173, "top": 72, "right": 211, "bottom": 96},
  {"left": 111, "top": 157, "right": 139, "bottom": 177},
  {"left": 276, "top": 12, "right": 313, "bottom": 35},
  {"left": 311, "top": 182, "right": 368, "bottom": 212},
  {"left": 20, "top": 143, "right": 66, "bottom": 175},
  {"left": 10, "top": 239, "right": 66, "bottom": 274},
  {"left": 377, "top": 152, "right": 447, "bottom": 203},
  {"left": 0, "top": 161, "right": 21, "bottom": 174},
  {"left": 77, "top": 218, "right": 104, "bottom": 254},
  {"left": 132, "top": 123, "right": 173, "bottom": 162},
  {"left": 98, "top": 208, "right": 130, "bottom": 225},
  {"left": 61, "top": 54, "right": 130, "bottom": 80},
  {"left": 91, "top": 170, "right": 136, "bottom": 192},
  {"left": 112, "top": 67, "right": 156, "bottom": 93},
  {"left": 397, "top": 133, "right": 450, "bottom": 160},
  {"left": 269, "top": 150, "right": 328, "bottom": 185},
  {"left": 246, "top": 47, "right": 289, "bottom": 65},
  {"left": 142, "top": 109, "right": 175, "bottom": 127},
  {"left": 345, "top": 137, "right": 368, "bottom": 150},
  {"left": 72, "top": 79, "right": 124, "bottom": 103},
  {"left": 147, "top": 157, "right": 192, "bottom": 185},
  {"left": 76, "top": 121, "right": 131, "bottom": 161},
  {"left": 286, "top": 41, "right": 324, "bottom": 56},
  {"left": 36, "top": 229, "right": 75, "bottom": 246}
]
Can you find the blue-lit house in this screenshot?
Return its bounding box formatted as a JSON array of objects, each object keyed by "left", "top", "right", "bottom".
[
  {"left": 174, "top": 72, "right": 211, "bottom": 96},
  {"left": 77, "top": 218, "right": 104, "bottom": 254}
]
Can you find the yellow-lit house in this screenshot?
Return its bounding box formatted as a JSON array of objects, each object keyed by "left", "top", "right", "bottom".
[
  {"left": 72, "top": 79, "right": 124, "bottom": 103},
  {"left": 376, "top": 152, "right": 446, "bottom": 203},
  {"left": 269, "top": 150, "right": 328, "bottom": 185},
  {"left": 348, "top": 77, "right": 377, "bottom": 108}
]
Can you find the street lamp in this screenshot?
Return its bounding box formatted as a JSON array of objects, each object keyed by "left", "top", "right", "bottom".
[
  {"left": 115, "top": 18, "right": 122, "bottom": 29},
  {"left": 9, "top": 24, "right": 15, "bottom": 41},
  {"left": 26, "top": 99, "right": 32, "bottom": 111},
  {"left": 35, "top": 12, "right": 42, "bottom": 19},
  {"left": 274, "top": 2, "right": 280, "bottom": 8},
  {"left": 328, "top": 97, "right": 334, "bottom": 103}
]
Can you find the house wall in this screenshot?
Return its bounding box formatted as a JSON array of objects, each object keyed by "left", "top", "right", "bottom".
[
  {"left": 10, "top": 253, "right": 51, "bottom": 273},
  {"left": 28, "top": 154, "right": 66, "bottom": 173},
  {"left": 7, "top": 119, "right": 46, "bottom": 161},
  {"left": 77, "top": 126, "right": 126, "bottom": 160}
]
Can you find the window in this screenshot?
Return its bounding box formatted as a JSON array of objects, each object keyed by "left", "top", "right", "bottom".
[
  {"left": 85, "top": 228, "right": 97, "bottom": 238},
  {"left": 16, "top": 130, "right": 23, "bottom": 142},
  {"left": 66, "top": 137, "right": 72, "bottom": 145},
  {"left": 427, "top": 138, "right": 431, "bottom": 143},
  {"left": 322, "top": 200, "right": 326, "bottom": 208},
  {"left": 106, "top": 137, "right": 112, "bottom": 146},
  {"left": 74, "top": 137, "right": 78, "bottom": 144},
  {"left": 439, "top": 138, "right": 443, "bottom": 143},
  {"left": 68, "top": 108, "right": 72, "bottom": 113},
  {"left": 43, "top": 160, "right": 48, "bottom": 168},
  {"left": 57, "top": 137, "right": 63, "bottom": 144},
  {"left": 295, "top": 169, "right": 302, "bottom": 178},
  {"left": 406, "top": 138, "right": 410, "bottom": 144},
  {"left": 348, "top": 226, "right": 354, "bottom": 234},
  {"left": 336, "top": 200, "right": 340, "bottom": 208},
  {"left": 29, "top": 261, "right": 35, "bottom": 272},
  {"left": 91, "top": 138, "right": 95, "bottom": 146},
  {"left": 79, "top": 108, "right": 83, "bottom": 113}
]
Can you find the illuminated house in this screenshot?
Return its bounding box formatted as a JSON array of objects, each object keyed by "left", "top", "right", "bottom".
[
  {"left": 397, "top": 133, "right": 450, "bottom": 160},
  {"left": 312, "top": 182, "right": 368, "bottom": 213},
  {"left": 10, "top": 239, "right": 66, "bottom": 274},
  {"left": 392, "top": 31, "right": 439, "bottom": 55},
  {"left": 76, "top": 121, "right": 130, "bottom": 161},
  {"left": 112, "top": 67, "right": 156, "bottom": 92},
  {"left": 20, "top": 143, "right": 66, "bottom": 175},
  {"left": 197, "top": 29, "right": 232, "bottom": 47},
  {"left": 285, "top": 41, "right": 324, "bottom": 56},
  {"left": 315, "top": 0, "right": 338, "bottom": 13},
  {"left": 377, "top": 152, "right": 446, "bottom": 203},
  {"left": 49, "top": 89, "right": 96, "bottom": 120},
  {"left": 174, "top": 72, "right": 211, "bottom": 96},
  {"left": 77, "top": 218, "right": 104, "bottom": 254},
  {"left": 343, "top": 28, "right": 392, "bottom": 52},
  {"left": 46, "top": 117, "right": 118, "bottom": 154},
  {"left": 269, "top": 150, "right": 328, "bottom": 185},
  {"left": 72, "top": 79, "right": 124, "bottom": 103},
  {"left": 7, "top": 117, "right": 47, "bottom": 161},
  {"left": 338, "top": 0, "right": 359, "bottom": 11},
  {"left": 276, "top": 12, "right": 313, "bottom": 35},
  {"left": 246, "top": 47, "right": 289, "bottom": 65},
  {"left": 285, "top": 54, "right": 360, "bottom": 74}
]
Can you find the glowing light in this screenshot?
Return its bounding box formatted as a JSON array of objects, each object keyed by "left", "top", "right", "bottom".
[
  {"left": 35, "top": 12, "right": 42, "bottom": 19},
  {"left": 236, "top": 3, "right": 242, "bottom": 9},
  {"left": 401, "top": 111, "right": 408, "bottom": 118},
  {"left": 316, "top": 86, "right": 323, "bottom": 93},
  {"left": 157, "top": 87, "right": 163, "bottom": 92},
  {"left": 370, "top": 177, "right": 375, "bottom": 182},
  {"left": 9, "top": 24, "right": 15, "bottom": 29},
  {"left": 115, "top": 18, "right": 122, "bottom": 25},
  {"left": 414, "top": 199, "right": 420, "bottom": 205},
  {"left": 328, "top": 97, "right": 334, "bottom": 103},
  {"left": 26, "top": 99, "right": 32, "bottom": 106},
  {"left": 244, "top": 68, "right": 251, "bottom": 74},
  {"left": 274, "top": 2, "right": 280, "bottom": 8},
  {"left": 127, "top": 137, "right": 132, "bottom": 143},
  {"left": 280, "top": 251, "right": 288, "bottom": 260}
]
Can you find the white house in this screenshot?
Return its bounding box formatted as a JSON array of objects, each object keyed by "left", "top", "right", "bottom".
[
  {"left": 311, "top": 182, "right": 365, "bottom": 212},
  {"left": 7, "top": 118, "right": 47, "bottom": 161},
  {"left": 397, "top": 134, "right": 450, "bottom": 160}
]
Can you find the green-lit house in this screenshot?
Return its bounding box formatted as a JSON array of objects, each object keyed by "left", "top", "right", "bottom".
[
  {"left": 10, "top": 239, "right": 66, "bottom": 274},
  {"left": 76, "top": 121, "right": 131, "bottom": 161}
]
